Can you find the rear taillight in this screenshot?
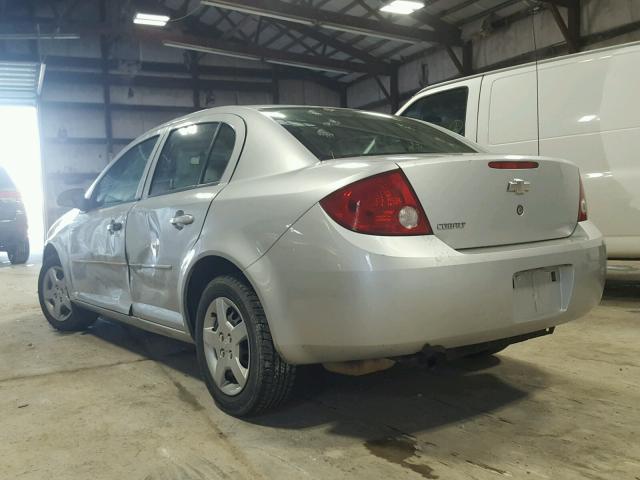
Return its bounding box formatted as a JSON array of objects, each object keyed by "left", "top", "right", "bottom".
[
  {"left": 578, "top": 177, "right": 588, "bottom": 222},
  {"left": 319, "top": 169, "right": 432, "bottom": 236},
  {"left": 0, "top": 190, "right": 20, "bottom": 200}
]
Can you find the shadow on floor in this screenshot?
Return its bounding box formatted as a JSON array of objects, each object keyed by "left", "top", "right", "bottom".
[
  {"left": 602, "top": 279, "right": 640, "bottom": 303},
  {"left": 0, "top": 252, "right": 42, "bottom": 269},
  {"left": 84, "top": 317, "right": 537, "bottom": 441}
]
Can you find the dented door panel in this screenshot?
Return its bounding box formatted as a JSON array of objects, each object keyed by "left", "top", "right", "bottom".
[
  {"left": 126, "top": 188, "right": 223, "bottom": 329},
  {"left": 68, "top": 204, "right": 133, "bottom": 314}
]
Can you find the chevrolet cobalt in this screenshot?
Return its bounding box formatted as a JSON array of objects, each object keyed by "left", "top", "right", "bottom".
[{"left": 38, "top": 107, "right": 605, "bottom": 416}]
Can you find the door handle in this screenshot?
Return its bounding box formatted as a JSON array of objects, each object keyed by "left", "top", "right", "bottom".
[
  {"left": 107, "top": 220, "right": 123, "bottom": 234},
  {"left": 170, "top": 210, "right": 194, "bottom": 230}
]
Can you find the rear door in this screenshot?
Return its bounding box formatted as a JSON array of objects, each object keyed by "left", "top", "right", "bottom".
[
  {"left": 397, "top": 77, "right": 482, "bottom": 141},
  {"left": 68, "top": 134, "right": 160, "bottom": 313},
  {"left": 477, "top": 66, "right": 539, "bottom": 155},
  {"left": 126, "top": 115, "right": 245, "bottom": 329}
]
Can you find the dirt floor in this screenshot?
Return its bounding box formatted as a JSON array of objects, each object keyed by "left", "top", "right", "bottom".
[{"left": 0, "top": 255, "right": 638, "bottom": 480}]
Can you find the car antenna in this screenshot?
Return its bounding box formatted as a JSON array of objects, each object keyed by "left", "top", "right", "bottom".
[{"left": 526, "top": 0, "right": 543, "bottom": 156}]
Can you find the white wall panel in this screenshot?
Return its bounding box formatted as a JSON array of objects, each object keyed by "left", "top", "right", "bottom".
[
  {"left": 40, "top": 105, "right": 105, "bottom": 139},
  {"left": 111, "top": 110, "right": 180, "bottom": 139},
  {"left": 109, "top": 85, "right": 194, "bottom": 106},
  {"left": 279, "top": 79, "right": 340, "bottom": 106},
  {"left": 41, "top": 83, "right": 103, "bottom": 103}
]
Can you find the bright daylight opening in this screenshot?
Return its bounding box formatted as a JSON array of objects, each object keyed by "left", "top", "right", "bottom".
[{"left": 0, "top": 105, "right": 44, "bottom": 259}]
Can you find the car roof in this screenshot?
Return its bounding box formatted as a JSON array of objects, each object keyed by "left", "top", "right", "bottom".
[{"left": 150, "top": 105, "right": 386, "bottom": 131}]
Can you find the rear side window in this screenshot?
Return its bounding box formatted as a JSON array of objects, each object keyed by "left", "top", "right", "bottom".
[
  {"left": 203, "top": 123, "right": 235, "bottom": 184},
  {"left": 0, "top": 167, "right": 15, "bottom": 190},
  {"left": 93, "top": 136, "right": 158, "bottom": 207},
  {"left": 262, "top": 107, "right": 475, "bottom": 161},
  {"left": 150, "top": 123, "right": 219, "bottom": 196},
  {"left": 402, "top": 87, "right": 468, "bottom": 136}
]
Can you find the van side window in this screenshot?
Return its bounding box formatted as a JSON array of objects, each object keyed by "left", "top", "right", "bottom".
[
  {"left": 150, "top": 123, "right": 219, "bottom": 196},
  {"left": 401, "top": 87, "right": 468, "bottom": 136}
]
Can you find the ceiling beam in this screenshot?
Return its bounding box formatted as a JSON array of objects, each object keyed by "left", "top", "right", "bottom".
[
  {"left": 543, "top": 0, "right": 578, "bottom": 7},
  {"left": 409, "top": 8, "right": 461, "bottom": 39},
  {"left": 201, "top": 0, "right": 462, "bottom": 45},
  {"left": 137, "top": 27, "right": 393, "bottom": 75},
  {"left": 546, "top": 2, "right": 579, "bottom": 53},
  {"left": 274, "top": 20, "right": 383, "bottom": 64}
]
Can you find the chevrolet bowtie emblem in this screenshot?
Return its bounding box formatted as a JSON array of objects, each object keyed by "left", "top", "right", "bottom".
[{"left": 507, "top": 178, "right": 531, "bottom": 195}]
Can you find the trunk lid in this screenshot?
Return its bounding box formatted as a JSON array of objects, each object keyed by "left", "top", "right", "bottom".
[{"left": 395, "top": 154, "right": 580, "bottom": 249}]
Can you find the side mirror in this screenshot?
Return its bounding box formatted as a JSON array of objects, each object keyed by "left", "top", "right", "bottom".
[{"left": 57, "top": 188, "right": 92, "bottom": 211}]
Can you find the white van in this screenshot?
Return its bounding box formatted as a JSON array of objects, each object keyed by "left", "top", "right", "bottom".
[{"left": 397, "top": 41, "right": 640, "bottom": 259}]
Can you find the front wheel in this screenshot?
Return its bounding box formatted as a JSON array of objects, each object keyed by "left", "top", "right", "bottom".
[
  {"left": 195, "top": 275, "right": 296, "bottom": 417},
  {"left": 38, "top": 255, "right": 97, "bottom": 331},
  {"left": 8, "top": 239, "right": 29, "bottom": 264}
]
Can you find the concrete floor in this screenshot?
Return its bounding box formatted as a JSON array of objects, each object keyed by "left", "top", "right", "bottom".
[{"left": 1, "top": 255, "right": 639, "bottom": 480}]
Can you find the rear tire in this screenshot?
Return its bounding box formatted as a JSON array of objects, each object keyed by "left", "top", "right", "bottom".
[
  {"left": 8, "top": 239, "right": 29, "bottom": 264},
  {"left": 38, "top": 254, "right": 97, "bottom": 331},
  {"left": 195, "top": 275, "right": 296, "bottom": 417}
]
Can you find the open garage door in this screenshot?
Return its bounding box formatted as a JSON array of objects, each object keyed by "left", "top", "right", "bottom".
[
  {"left": 0, "top": 62, "right": 45, "bottom": 259},
  {"left": 0, "top": 61, "right": 44, "bottom": 105}
]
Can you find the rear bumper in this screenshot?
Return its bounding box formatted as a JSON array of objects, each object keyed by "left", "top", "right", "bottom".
[{"left": 247, "top": 205, "right": 606, "bottom": 364}]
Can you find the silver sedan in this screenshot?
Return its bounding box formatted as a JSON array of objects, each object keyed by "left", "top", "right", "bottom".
[{"left": 38, "top": 106, "right": 605, "bottom": 416}]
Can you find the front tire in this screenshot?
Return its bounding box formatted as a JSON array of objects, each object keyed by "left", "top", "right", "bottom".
[
  {"left": 195, "top": 275, "right": 296, "bottom": 417},
  {"left": 8, "top": 239, "right": 29, "bottom": 264},
  {"left": 38, "top": 255, "right": 97, "bottom": 331}
]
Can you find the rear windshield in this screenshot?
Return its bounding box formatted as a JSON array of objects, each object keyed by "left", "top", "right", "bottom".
[
  {"left": 0, "top": 167, "right": 15, "bottom": 190},
  {"left": 261, "top": 107, "right": 476, "bottom": 160}
]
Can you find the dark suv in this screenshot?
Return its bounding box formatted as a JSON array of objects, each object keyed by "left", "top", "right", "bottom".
[{"left": 0, "top": 166, "right": 29, "bottom": 264}]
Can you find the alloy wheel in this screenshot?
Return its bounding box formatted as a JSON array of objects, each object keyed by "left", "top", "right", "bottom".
[
  {"left": 42, "top": 266, "right": 72, "bottom": 322},
  {"left": 202, "top": 297, "right": 250, "bottom": 396}
]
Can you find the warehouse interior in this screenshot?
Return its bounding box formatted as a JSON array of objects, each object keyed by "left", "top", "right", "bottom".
[{"left": 0, "top": 0, "right": 639, "bottom": 478}]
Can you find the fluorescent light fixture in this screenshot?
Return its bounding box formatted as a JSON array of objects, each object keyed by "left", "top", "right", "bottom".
[
  {"left": 380, "top": 0, "right": 424, "bottom": 14},
  {"left": 134, "top": 12, "right": 170, "bottom": 27},
  {"left": 164, "top": 40, "right": 349, "bottom": 74},
  {"left": 0, "top": 33, "right": 80, "bottom": 40},
  {"left": 265, "top": 59, "right": 349, "bottom": 75},
  {"left": 163, "top": 41, "right": 261, "bottom": 61},
  {"left": 201, "top": 1, "right": 314, "bottom": 26},
  {"left": 320, "top": 23, "right": 418, "bottom": 43}
]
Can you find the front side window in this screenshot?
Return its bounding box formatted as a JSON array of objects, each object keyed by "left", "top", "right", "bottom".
[
  {"left": 401, "top": 87, "right": 469, "bottom": 136},
  {"left": 93, "top": 136, "right": 158, "bottom": 207},
  {"left": 150, "top": 123, "right": 220, "bottom": 196},
  {"left": 261, "top": 107, "right": 475, "bottom": 161}
]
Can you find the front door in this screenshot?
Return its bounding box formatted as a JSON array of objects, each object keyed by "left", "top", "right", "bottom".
[
  {"left": 68, "top": 135, "right": 160, "bottom": 314},
  {"left": 126, "top": 116, "right": 244, "bottom": 329}
]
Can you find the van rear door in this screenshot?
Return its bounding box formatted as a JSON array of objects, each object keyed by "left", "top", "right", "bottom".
[{"left": 477, "top": 65, "right": 539, "bottom": 156}]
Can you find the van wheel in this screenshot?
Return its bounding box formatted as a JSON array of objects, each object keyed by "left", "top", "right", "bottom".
[
  {"left": 8, "top": 239, "right": 29, "bottom": 264},
  {"left": 195, "top": 275, "right": 296, "bottom": 417},
  {"left": 38, "top": 255, "right": 97, "bottom": 331}
]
